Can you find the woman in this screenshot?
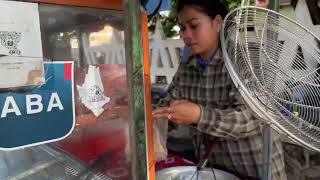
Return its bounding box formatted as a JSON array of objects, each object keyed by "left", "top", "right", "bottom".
[{"left": 152, "top": 0, "right": 286, "bottom": 179}]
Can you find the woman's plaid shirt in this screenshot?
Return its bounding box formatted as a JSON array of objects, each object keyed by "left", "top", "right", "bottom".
[{"left": 159, "top": 51, "right": 287, "bottom": 179}]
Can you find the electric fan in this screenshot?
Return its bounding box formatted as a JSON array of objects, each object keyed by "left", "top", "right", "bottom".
[{"left": 221, "top": 4, "right": 320, "bottom": 180}]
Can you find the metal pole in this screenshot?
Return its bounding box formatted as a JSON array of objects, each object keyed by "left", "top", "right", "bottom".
[
  {"left": 262, "top": 124, "right": 272, "bottom": 180},
  {"left": 124, "top": 0, "right": 149, "bottom": 180},
  {"left": 262, "top": 1, "right": 279, "bottom": 180}
]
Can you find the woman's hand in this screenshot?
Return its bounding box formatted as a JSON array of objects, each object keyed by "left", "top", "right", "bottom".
[{"left": 152, "top": 100, "right": 201, "bottom": 125}]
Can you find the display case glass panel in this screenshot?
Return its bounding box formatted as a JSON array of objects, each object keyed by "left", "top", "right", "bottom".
[{"left": 0, "top": 1, "right": 132, "bottom": 180}]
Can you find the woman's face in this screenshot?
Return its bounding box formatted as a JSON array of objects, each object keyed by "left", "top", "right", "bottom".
[{"left": 178, "top": 5, "right": 222, "bottom": 59}]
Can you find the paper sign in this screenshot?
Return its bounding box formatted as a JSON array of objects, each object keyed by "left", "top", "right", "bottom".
[
  {"left": 0, "top": 1, "right": 42, "bottom": 57},
  {"left": 0, "top": 1, "right": 44, "bottom": 89},
  {"left": 0, "top": 56, "right": 44, "bottom": 88}
]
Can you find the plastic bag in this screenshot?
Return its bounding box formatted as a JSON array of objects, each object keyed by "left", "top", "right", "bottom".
[{"left": 154, "top": 117, "right": 168, "bottom": 162}]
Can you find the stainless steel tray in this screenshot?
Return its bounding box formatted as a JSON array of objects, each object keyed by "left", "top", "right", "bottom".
[{"left": 156, "top": 166, "right": 240, "bottom": 180}]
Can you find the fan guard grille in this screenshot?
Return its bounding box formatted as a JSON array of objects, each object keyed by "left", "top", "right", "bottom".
[{"left": 221, "top": 6, "right": 320, "bottom": 151}]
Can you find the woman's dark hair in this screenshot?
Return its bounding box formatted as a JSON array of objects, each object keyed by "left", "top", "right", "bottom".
[{"left": 177, "top": 0, "right": 228, "bottom": 19}]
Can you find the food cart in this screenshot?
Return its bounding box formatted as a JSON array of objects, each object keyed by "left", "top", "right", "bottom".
[{"left": 0, "top": 0, "right": 154, "bottom": 180}]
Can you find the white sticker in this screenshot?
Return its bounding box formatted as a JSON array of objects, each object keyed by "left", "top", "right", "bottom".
[{"left": 77, "top": 65, "right": 110, "bottom": 117}]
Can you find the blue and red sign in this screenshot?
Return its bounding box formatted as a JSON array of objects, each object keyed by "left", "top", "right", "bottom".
[{"left": 0, "top": 61, "right": 75, "bottom": 150}]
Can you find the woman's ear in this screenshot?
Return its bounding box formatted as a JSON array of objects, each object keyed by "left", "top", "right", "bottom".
[{"left": 214, "top": 15, "right": 223, "bottom": 33}]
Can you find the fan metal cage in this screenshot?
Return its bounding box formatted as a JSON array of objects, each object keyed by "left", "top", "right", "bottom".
[{"left": 221, "top": 6, "right": 320, "bottom": 151}]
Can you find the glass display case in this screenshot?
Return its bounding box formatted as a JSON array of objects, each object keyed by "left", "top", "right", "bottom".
[{"left": 0, "top": 0, "right": 153, "bottom": 180}]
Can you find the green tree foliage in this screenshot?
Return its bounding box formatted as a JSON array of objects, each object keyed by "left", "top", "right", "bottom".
[
  {"left": 148, "top": 0, "right": 178, "bottom": 38},
  {"left": 228, "top": 0, "right": 242, "bottom": 10}
]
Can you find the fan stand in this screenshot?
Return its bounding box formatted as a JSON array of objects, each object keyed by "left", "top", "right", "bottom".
[
  {"left": 262, "top": 123, "right": 272, "bottom": 180},
  {"left": 241, "top": 2, "right": 276, "bottom": 179},
  {"left": 261, "top": 14, "right": 281, "bottom": 179},
  {"left": 223, "top": 1, "right": 320, "bottom": 180},
  {"left": 237, "top": 1, "right": 274, "bottom": 179}
]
